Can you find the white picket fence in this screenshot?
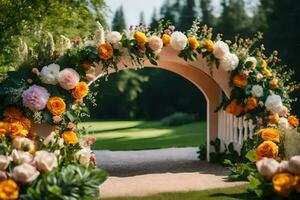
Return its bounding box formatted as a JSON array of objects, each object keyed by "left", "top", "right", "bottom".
[{"left": 217, "top": 110, "right": 256, "bottom": 152}]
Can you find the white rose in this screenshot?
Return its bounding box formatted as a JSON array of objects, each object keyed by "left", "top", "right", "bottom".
[
  {"left": 278, "top": 117, "right": 291, "bottom": 130},
  {"left": 256, "top": 157, "right": 280, "bottom": 179},
  {"left": 170, "top": 31, "right": 187, "bottom": 51},
  {"left": 40, "top": 64, "right": 60, "bottom": 85},
  {"left": 43, "top": 132, "right": 56, "bottom": 146},
  {"left": 12, "top": 150, "right": 33, "bottom": 165},
  {"left": 245, "top": 57, "right": 257, "bottom": 68},
  {"left": 213, "top": 41, "right": 229, "bottom": 59},
  {"left": 12, "top": 163, "right": 40, "bottom": 183},
  {"left": 219, "top": 53, "right": 239, "bottom": 71},
  {"left": 288, "top": 155, "right": 300, "bottom": 175},
  {"left": 277, "top": 161, "right": 290, "bottom": 173},
  {"left": 75, "top": 148, "right": 91, "bottom": 166},
  {"left": 106, "top": 31, "right": 122, "bottom": 44},
  {"left": 34, "top": 151, "right": 58, "bottom": 173},
  {"left": 265, "top": 94, "right": 283, "bottom": 114},
  {"left": 13, "top": 137, "right": 35, "bottom": 151},
  {"left": 0, "top": 155, "right": 11, "bottom": 170},
  {"left": 251, "top": 85, "right": 264, "bottom": 98}
]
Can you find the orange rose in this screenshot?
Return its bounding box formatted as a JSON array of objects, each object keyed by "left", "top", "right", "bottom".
[
  {"left": 203, "top": 39, "right": 214, "bottom": 52},
  {"left": 257, "top": 128, "right": 280, "bottom": 143},
  {"left": 256, "top": 140, "right": 278, "bottom": 161},
  {"left": 47, "top": 97, "right": 66, "bottom": 116},
  {"left": 81, "top": 61, "right": 93, "bottom": 71},
  {"left": 3, "top": 107, "right": 23, "bottom": 122},
  {"left": 233, "top": 74, "right": 248, "bottom": 88},
  {"left": 9, "top": 122, "right": 28, "bottom": 138},
  {"left": 98, "top": 43, "right": 114, "bottom": 60},
  {"left": 72, "top": 82, "right": 89, "bottom": 99},
  {"left": 188, "top": 36, "right": 199, "bottom": 49},
  {"left": 62, "top": 131, "right": 78, "bottom": 145},
  {"left": 134, "top": 31, "right": 148, "bottom": 45},
  {"left": 245, "top": 97, "right": 257, "bottom": 111},
  {"left": 269, "top": 79, "right": 279, "bottom": 89},
  {"left": 0, "top": 179, "right": 19, "bottom": 200},
  {"left": 272, "top": 173, "right": 297, "bottom": 197},
  {"left": 268, "top": 114, "right": 279, "bottom": 124},
  {"left": 162, "top": 34, "right": 171, "bottom": 46},
  {"left": 288, "top": 115, "right": 299, "bottom": 128},
  {"left": 225, "top": 99, "right": 244, "bottom": 116}
]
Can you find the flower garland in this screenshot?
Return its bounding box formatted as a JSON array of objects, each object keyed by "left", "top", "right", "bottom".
[{"left": 0, "top": 19, "right": 299, "bottom": 198}]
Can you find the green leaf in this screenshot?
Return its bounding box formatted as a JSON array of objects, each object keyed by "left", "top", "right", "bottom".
[{"left": 246, "top": 150, "right": 256, "bottom": 162}]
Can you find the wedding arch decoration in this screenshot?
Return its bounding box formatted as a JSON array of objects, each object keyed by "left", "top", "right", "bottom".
[{"left": 0, "top": 18, "right": 299, "bottom": 199}]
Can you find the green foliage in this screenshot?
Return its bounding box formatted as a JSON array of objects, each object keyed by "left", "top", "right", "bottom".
[
  {"left": 112, "top": 6, "right": 127, "bottom": 31},
  {"left": 161, "top": 112, "right": 196, "bottom": 126},
  {"left": 208, "top": 138, "right": 239, "bottom": 164},
  {"left": 197, "top": 144, "right": 207, "bottom": 160},
  {"left": 21, "top": 165, "right": 107, "bottom": 200}
]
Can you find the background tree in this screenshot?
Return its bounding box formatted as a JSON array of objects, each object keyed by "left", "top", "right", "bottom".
[
  {"left": 179, "top": 0, "right": 197, "bottom": 30},
  {"left": 149, "top": 8, "right": 159, "bottom": 29},
  {"left": 112, "top": 6, "right": 127, "bottom": 31},
  {"left": 200, "top": 0, "right": 215, "bottom": 26},
  {"left": 139, "top": 11, "right": 145, "bottom": 23}
]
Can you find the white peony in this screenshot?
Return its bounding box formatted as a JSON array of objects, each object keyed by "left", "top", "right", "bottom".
[
  {"left": 75, "top": 148, "right": 91, "bottom": 166},
  {"left": 251, "top": 85, "right": 264, "bottom": 98},
  {"left": 0, "top": 155, "right": 11, "bottom": 170},
  {"left": 278, "top": 117, "right": 291, "bottom": 130},
  {"left": 106, "top": 31, "right": 122, "bottom": 44},
  {"left": 40, "top": 64, "right": 60, "bottom": 85},
  {"left": 12, "top": 163, "right": 40, "bottom": 183},
  {"left": 219, "top": 53, "right": 239, "bottom": 71},
  {"left": 213, "top": 41, "right": 229, "bottom": 59},
  {"left": 265, "top": 94, "right": 283, "bottom": 114},
  {"left": 12, "top": 150, "right": 33, "bottom": 165},
  {"left": 256, "top": 157, "right": 280, "bottom": 179},
  {"left": 245, "top": 57, "right": 257, "bottom": 68},
  {"left": 170, "top": 31, "right": 187, "bottom": 51},
  {"left": 34, "top": 150, "right": 58, "bottom": 172},
  {"left": 288, "top": 155, "right": 300, "bottom": 175}
]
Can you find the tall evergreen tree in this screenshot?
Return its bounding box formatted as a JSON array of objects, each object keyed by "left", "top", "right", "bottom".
[
  {"left": 179, "top": 0, "right": 197, "bottom": 30},
  {"left": 139, "top": 11, "right": 145, "bottom": 23},
  {"left": 112, "top": 6, "right": 126, "bottom": 31},
  {"left": 200, "top": 0, "right": 215, "bottom": 26},
  {"left": 150, "top": 8, "right": 159, "bottom": 29}
]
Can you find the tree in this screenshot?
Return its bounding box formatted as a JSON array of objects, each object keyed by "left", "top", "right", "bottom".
[
  {"left": 150, "top": 8, "right": 159, "bottom": 29},
  {"left": 139, "top": 11, "right": 145, "bottom": 23},
  {"left": 112, "top": 6, "right": 126, "bottom": 31},
  {"left": 179, "top": 0, "right": 197, "bottom": 30},
  {"left": 200, "top": 0, "right": 215, "bottom": 26},
  {"left": 160, "top": 0, "right": 181, "bottom": 24}
]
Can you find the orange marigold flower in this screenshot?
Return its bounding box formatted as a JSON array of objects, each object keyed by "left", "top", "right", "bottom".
[
  {"left": 288, "top": 115, "right": 299, "bottom": 128},
  {"left": 98, "top": 43, "right": 114, "bottom": 60},
  {"left": 257, "top": 128, "right": 280, "bottom": 143},
  {"left": 272, "top": 173, "right": 297, "bottom": 197},
  {"left": 62, "top": 131, "right": 78, "bottom": 145},
  {"left": 134, "top": 31, "right": 148, "bottom": 45},
  {"left": 9, "top": 122, "right": 28, "bottom": 138},
  {"left": 188, "top": 36, "right": 199, "bottom": 49},
  {"left": 233, "top": 74, "right": 248, "bottom": 88},
  {"left": 3, "top": 107, "right": 23, "bottom": 122},
  {"left": 0, "top": 179, "right": 19, "bottom": 200},
  {"left": 256, "top": 140, "right": 278, "bottom": 161},
  {"left": 162, "top": 34, "right": 171, "bottom": 46},
  {"left": 245, "top": 97, "right": 257, "bottom": 111},
  {"left": 19, "top": 117, "right": 31, "bottom": 131},
  {"left": 72, "top": 82, "right": 89, "bottom": 100},
  {"left": 225, "top": 99, "right": 244, "bottom": 116},
  {"left": 0, "top": 121, "right": 9, "bottom": 137},
  {"left": 47, "top": 97, "right": 66, "bottom": 116},
  {"left": 203, "top": 39, "right": 214, "bottom": 52}
]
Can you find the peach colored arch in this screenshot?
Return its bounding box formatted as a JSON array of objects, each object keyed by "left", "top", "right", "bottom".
[{"left": 92, "top": 46, "right": 231, "bottom": 161}]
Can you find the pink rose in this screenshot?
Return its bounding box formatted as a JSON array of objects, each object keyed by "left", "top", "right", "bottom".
[
  {"left": 12, "top": 163, "right": 40, "bottom": 183},
  {"left": 11, "top": 150, "right": 33, "bottom": 165},
  {"left": 57, "top": 68, "right": 80, "bottom": 90},
  {"left": 52, "top": 115, "right": 63, "bottom": 124},
  {"left": 256, "top": 73, "right": 263, "bottom": 82},
  {"left": 149, "top": 36, "right": 163, "bottom": 52}
]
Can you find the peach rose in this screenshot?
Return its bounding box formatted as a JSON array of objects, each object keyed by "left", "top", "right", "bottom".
[{"left": 57, "top": 68, "right": 80, "bottom": 90}]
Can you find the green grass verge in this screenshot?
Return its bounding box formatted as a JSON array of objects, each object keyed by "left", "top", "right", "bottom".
[
  {"left": 79, "top": 121, "right": 206, "bottom": 151},
  {"left": 101, "top": 185, "right": 258, "bottom": 200}
]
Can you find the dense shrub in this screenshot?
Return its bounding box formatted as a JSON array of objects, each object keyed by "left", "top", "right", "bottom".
[{"left": 161, "top": 112, "right": 196, "bottom": 126}]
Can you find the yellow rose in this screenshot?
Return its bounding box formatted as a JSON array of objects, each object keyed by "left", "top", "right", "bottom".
[
  {"left": 263, "top": 67, "right": 272, "bottom": 78},
  {"left": 188, "top": 36, "right": 199, "bottom": 49},
  {"left": 9, "top": 122, "right": 28, "bottom": 138},
  {"left": 47, "top": 97, "right": 66, "bottom": 116},
  {"left": 225, "top": 99, "right": 244, "bottom": 116},
  {"left": 0, "top": 179, "right": 19, "bottom": 200},
  {"left": 62, "top": 131, "right": 78, "bottom": 145},
  {"left": 245, "top": 97, "right": 257, "bottom": 111},
  {"left": 134, "top": 31, "right": 148, "bottom": 45},
  {"left": 256, "top": 141, "right": 278, "bottom": 161},
  {"left": 233, "top": 74, "right": 248, "bottom": 88},
  {"left": 162, "top": 34, "right": 171, "bottom": 46},
  {"left": 203, "top": 39, "right": 214, "bottom": 52},
  {"left": 288, "top": 115, "right": 299, "bottom": 128},
  {"left": 3, "top": 107, "right": 23, "bottom": 122},
  {"left": 272, "top": 173, "right": 297, "bottom": 197},
  {"left": 269, "top": 79, "right": 279, "bottom": 89},
  {"left": 72, "top": 82, "right": 89, "bottom": 99},
  {"left": 257, "top": 128, "right": 280, "bottom": 143},
  {"left": 262, "top": 59, "right": 268, "bottom": 69},
  {"left": 98, "top": 43, "right": 114, "bottom": 60}
]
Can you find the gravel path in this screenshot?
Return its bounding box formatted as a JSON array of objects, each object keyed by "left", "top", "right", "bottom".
[{"left": 95, "top": 147, "right": 246, "bottom": 198}]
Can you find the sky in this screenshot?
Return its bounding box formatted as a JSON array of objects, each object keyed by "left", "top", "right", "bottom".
[{"left": 105, "top": 0, "right": 258, "bottom": 29}]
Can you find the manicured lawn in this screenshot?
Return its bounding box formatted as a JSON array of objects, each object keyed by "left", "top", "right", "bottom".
[
  {"left": 79, "top": 121, "right": 206, "bottom": 151},
  {"left": 101, "top": 185, "right": 257, "bottom": 200}
]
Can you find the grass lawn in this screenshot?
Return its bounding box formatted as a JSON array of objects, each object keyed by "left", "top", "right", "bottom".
[
  {"left": 101, "top": 185, "right": 258, "bottom": 200},
  {"left": 79, "top": 121, "right": 206, "bottom": 151}
]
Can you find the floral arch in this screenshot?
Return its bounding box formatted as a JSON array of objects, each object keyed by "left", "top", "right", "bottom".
[{"left": 0, "top": 20, "right": 299, "bottom": 199}]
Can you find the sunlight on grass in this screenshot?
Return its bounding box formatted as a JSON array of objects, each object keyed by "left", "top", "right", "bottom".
[{"left": 79, "top": 121, "right": 206, "bottom": 151}]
